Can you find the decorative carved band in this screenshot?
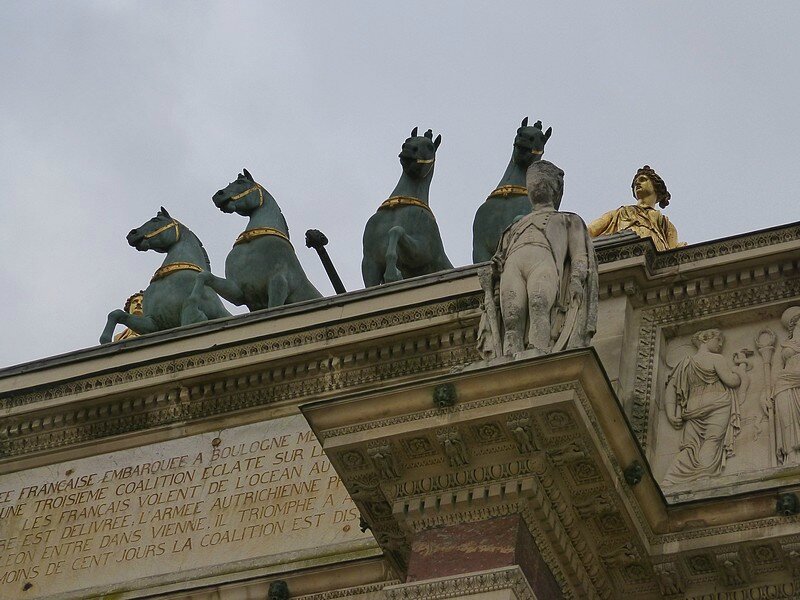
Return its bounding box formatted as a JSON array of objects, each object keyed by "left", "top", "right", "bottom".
[{"left": 383, "top": 566, "right": 537, "bottom": 600}]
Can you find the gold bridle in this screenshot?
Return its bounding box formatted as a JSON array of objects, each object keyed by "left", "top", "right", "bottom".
[
  {"left": 230, "top": 183, "right": 265, "bottom": 208},
  {"left": 143, "top": 219, "right": 180, "bottom": 242}
]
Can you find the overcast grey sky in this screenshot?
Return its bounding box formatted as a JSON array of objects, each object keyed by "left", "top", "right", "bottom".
[{"left": 1, "top": 2, "right": 798, "bottom": 368}]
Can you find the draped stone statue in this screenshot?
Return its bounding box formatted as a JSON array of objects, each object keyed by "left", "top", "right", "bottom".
[
  {"left": 588, "top": 165, "right": 683, "bottom": 251},
  {"left": 477, "top": 160, "right": 598, "bottom": 359},
  {"left": 774, "top": 306, "right": 800, "bottom": 465},
  {"left": 662, "top": 329, "right": 748, "bottom": 486}
]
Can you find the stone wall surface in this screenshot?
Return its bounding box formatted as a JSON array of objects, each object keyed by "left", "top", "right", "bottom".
[{"left": 0, "top": 415, "right": 375, "bottom": 599}]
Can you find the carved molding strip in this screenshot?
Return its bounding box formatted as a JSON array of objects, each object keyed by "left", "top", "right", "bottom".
[
  {"left": 0, "top": 329, "right": 480, "bottom": 459},
  {"left": 294, "top": 581, "right": 399, "bottom": 599},
  {"left": 383, "top": 566, "right": 537, "bottom": 600},
  {"left": 319, "top": 383, "right": 576, "bottom": 442},
  {"left": 2, "top": 296, "right": 480, "bottom": 410},
  {"left": 593, "top": 224, "right": 800, "bottom": 270}
]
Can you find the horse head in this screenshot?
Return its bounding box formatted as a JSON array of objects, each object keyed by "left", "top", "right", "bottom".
[
  {"left": 212, "top": 169, "right": 263, "bottom": 215},
  {"left": 127, "top": 207, "right": 182, "bottom": 253},
  {"left": 399, "top": 127, "right": 441, "bottom": 180},
  {"left": 512, "top": 117, "right": 552, "bottom": 168}
]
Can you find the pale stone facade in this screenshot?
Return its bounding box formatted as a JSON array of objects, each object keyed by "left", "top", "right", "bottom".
[{"left": 2, "top": 222, "right": 800, "bottom": 598}]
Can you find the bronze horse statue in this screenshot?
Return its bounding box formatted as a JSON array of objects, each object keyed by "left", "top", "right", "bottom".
[
  {"left": 361, "top": 128, "right": 452, "bottom": 286},
  {"left": 190, "top": 169, "right": 321, "bottom": 310},
  {"left": 472, "top": 117, "right": 552, "bottom": 262},
  {"left": 100, "top": 207, "right": 230, "bottom": 343}
]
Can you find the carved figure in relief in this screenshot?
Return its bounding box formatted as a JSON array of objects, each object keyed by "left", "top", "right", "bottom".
[
  {"left": 368, "top": 445, "right": 400, "bottom": 479},
  {"left": 719, "top": 554, "right": 746, "bottom": 586},
  {"left": 99, "top": 208, "right": 231, "bottom": 343},
  {"left": 191, "top": 169, "right": 321, "bottom": 311},
  {"left": 471, "top": 117, "right": 552, "bottom": 262},
  {"left": 113, "top": 291, "right": 144, "bottom": 341},
  {"left": 437, "top": 431, "right": 469, "bottom": 468},
  {"left": 654, "top": 563, "right": 684, "bottom": 595},
  {"left": 771, "top": 306, "right": 800, "bottom": 466},
  {"left": 588, "top": 165, "right": 683, "bottom": 251},
  {"left": 478, "top": 160, "right": 598, "bottom": 358},
  {"left": 361, "top": 128, "right": 452, "bottom": 286},
  {"left": 507, "top": 415, "right": 536, "bottom": 454},
  {"left": 662, "top": 329, "right": 748, "bottom": 486}
]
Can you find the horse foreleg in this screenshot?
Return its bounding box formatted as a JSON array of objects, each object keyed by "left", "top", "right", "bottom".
[
  {"left": 383, "top": 226, "right": 405, "bottom": 283},
  {"left": 361, "top": 256, "right": 384, "bottom": 287},
  {"left": 192, "top": 271, "right": 245, "bottom": 306},
  {"left": 100, "top": 310, "right": 158, "bottom": 344},
  {"left": 267, "top": 275, "right": 289, "bottom": 308},
  {"left": 100, "top": 310, "right": 125, "bottom": 344}
]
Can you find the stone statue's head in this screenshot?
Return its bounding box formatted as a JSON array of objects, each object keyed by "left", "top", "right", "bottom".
[
  {"left": 691, "top": 328, "right": 723, "bottom": 351},
  {"left": 526, "top": 160, "right": 564, "bottom": 209},
  {"left": 124, "top": 291, "right": 145, "bottom": 315},
  {"left": 781, "top": 307, "right": 800, "bottom": 338},
  {"left": 399, "top": 127, "right": 441, "bottom": 179},
  {"left": 631, "top": 165, "right": 671, "bottom": 208},
  {"left": 512, "top": 117, "right": 552, "bottom": 168}
]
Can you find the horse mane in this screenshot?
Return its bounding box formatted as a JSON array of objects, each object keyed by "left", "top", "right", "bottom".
[{"left": 180, "top": 225, "right": 211, "bottom": 269}]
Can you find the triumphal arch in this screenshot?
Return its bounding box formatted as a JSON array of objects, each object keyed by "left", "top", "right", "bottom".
[{"left": 4, "top": 154, "right": 800, "bottom": 599}]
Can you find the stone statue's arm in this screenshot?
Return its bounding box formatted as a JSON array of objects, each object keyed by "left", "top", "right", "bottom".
[
  {"left": 587, "top": 211, "right": 613, "bottom": 237},
  {"left": 713, "top": 354, "right": 742, "bottom": 388},
  {"left": 664, "top": 375, "right": 683, "bottom": 428},
  {"left": 568, "top": 217, "right": 589, "bottom": 280},
  {"left": 566, "top": 217, "right": 590, "bottom": 300}
]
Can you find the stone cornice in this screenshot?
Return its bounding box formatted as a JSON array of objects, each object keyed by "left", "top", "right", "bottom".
[{"left": 383, "top": 566, "right": 537, "bottom": 599}]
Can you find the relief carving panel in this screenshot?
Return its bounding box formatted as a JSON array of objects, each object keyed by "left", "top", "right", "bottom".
[{"left": 649, "top": 306, "right": 800, "bottom": 501}]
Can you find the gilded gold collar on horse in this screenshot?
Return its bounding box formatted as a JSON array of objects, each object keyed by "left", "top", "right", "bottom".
[
  {"left": 233, "top": 227, "right": 290, "bottom": 247},
  {"left": 150, "top": 262, "right": 203, "bottom": 283},
  {"left": 379, "top": 196, "right": 434, "bottom": 216},
  {"left": 487, "top": 185, "right": 528, "bottom": 200}
]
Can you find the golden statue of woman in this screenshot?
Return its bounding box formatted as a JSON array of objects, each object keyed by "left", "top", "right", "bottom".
[{"left": 588, "top": 165, "right": 683, "bottom": 251}]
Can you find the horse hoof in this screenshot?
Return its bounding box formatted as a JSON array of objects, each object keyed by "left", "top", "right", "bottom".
[{"left": 383, "top": 268, "right": 402, "bottom": 283}]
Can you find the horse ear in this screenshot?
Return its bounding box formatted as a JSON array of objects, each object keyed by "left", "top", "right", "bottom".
[
  {"left": 433, "top": 134, "right": 442, "bottom": 149},
  {"left": 159, "top": 206, "right": 171, "bottom": 218},
  {"left": 243, "top": 168, "right": 254, "bottom": 181},
  {"left": 411, "top": 127, "right": 418, "bottom": 138},
  {"left": 521, "top": 117, "right": 528, "bottom": 127},
  {"left": 545, "top": 127, "right": 552, "bottom": 140}
]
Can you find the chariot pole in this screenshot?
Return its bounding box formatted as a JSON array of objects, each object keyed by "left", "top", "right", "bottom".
[
  {"left": 305, "top": 230, "right": 347, "bottom": 295},
  {"left": 756, "top": 329, "right": 778, "bottom": 467}
]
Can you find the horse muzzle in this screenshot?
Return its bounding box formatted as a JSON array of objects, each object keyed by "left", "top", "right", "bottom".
[{"left": 127, "top": 230, "right": 147, "bottom": 250}]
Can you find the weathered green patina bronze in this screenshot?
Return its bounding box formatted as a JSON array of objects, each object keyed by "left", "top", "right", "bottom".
[
  {"left": 99, "top": 208, "right": 230, "bottom": 344},
  {"left": 471, "top": 117, "right": 552, "bottom": 262},
  {"left": 190, "top": 170, "right": 321, "bottom": 311},
  {"left": 361, "top": 128, "right": 452, "bottom": 286}
]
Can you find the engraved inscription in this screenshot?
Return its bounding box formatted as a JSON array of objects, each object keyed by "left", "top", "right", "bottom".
[{"left": 0, "top": 415, "right": 370, "bottom": 599}]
